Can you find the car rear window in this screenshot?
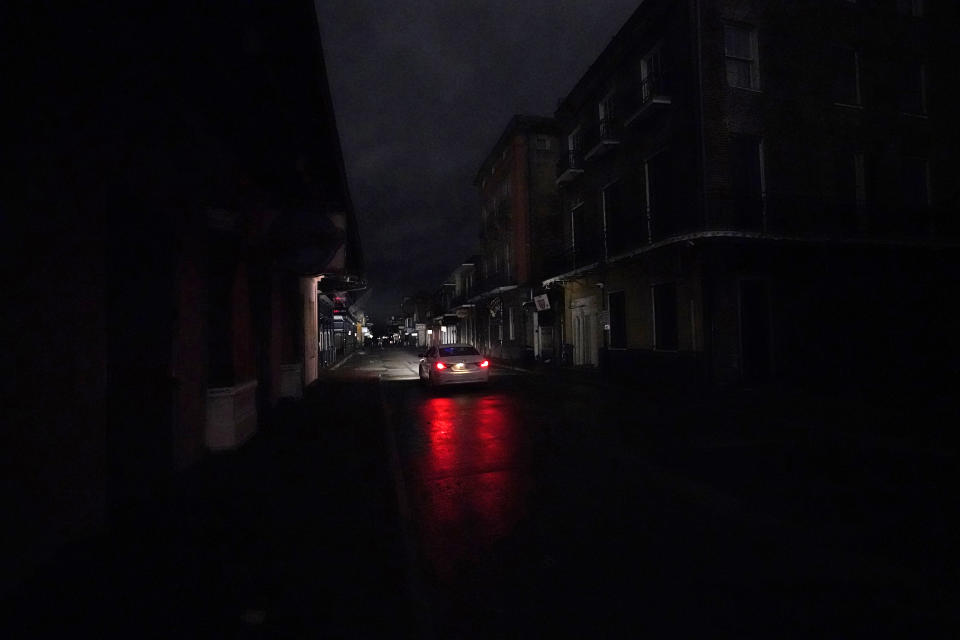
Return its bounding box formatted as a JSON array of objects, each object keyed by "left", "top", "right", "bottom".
[{"left": 439, "top": 346, "right": 479, "bottom": 357}]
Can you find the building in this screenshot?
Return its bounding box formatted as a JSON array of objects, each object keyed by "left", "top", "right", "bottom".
[
  {"left": 546, "top": 0, "right": 959, "bottom": 387},
  {"left": 401, "top": 293, "right": 435, "bottom": 346},
  {"left": 7, "top": 0, "right": 364, "bottom": 589},
  {"left": 437, "top": 257, "right": 480, "bottom": 345},
  {"left": 471, "top": 115, "right": 563, "bottom": 363}
]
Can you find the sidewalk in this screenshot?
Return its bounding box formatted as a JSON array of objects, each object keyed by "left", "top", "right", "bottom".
[
  {"left": 490, "top": 356, "right": 607, "bottom": 389},
  {"left": 4, "top": 378, "right": 413, "bottom": 638},
  {"left": 494, "top": 354, "right": 958, "bottom": 631}
]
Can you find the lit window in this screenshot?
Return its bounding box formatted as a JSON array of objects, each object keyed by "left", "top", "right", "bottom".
[{"left": 724, "top": 25, "right": 759, "bottom": 89}]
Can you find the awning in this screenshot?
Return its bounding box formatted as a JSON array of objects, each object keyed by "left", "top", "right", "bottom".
[{"left": 267, "top": 208, "right": 365, "bottom": 289}]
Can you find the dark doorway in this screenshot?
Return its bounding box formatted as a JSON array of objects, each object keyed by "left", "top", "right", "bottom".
[
  {"left": 653, "top": 283, "right": 678, "bottom": 351},
  {"left": 739, "top": 279, "right": 771, "bottom": 383},
  {"left": 608, "top": 290, "right": 627, "bottom": 349}
]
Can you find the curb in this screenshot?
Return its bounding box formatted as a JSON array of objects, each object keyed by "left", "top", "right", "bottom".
[
  {"left": 491, "top": 360, "right": 612, "bottom": 390},
  {"left": 329, "top": 350, "right": 358, "bottom": 371}
]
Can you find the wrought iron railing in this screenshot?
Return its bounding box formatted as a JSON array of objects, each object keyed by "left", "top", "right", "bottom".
[
  {"left": 620, "top": 73, "right": 669, "bottom": 120},
  {"left": 556, "top": 148, "right": 584, "bottom": 177},
  {"left": 582, "top": 117, "right": 620, "bottom": 152}
]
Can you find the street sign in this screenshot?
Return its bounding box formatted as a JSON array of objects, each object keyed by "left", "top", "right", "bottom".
[{"left": 533, "top": 294, "right": 550, "bottom": 311}]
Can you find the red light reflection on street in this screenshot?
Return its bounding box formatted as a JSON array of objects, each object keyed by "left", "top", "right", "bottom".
[{"left": 416, "top": 394, "right": 526, "bottom": 580}]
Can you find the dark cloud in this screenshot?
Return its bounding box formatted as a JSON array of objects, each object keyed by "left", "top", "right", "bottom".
[{"left": 315, "top": 0, "right": 641, "bottom": 321}]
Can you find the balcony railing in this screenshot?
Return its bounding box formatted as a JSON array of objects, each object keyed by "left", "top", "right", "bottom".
[
  {"left": 583, "top": 117, "right": 621, "bottom": 160},
  {"left": 556, "top": 149, "right": 585, "bottom": 184},
  {"left": 621, "top": 73, "right": 671, "bottom": 127}
]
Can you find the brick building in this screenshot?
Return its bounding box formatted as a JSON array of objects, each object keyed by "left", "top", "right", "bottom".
[
  {"left": 470, "top": 115, "right": 563, "bottom": 362},
  {"left": 546, "top": 0, "right": 959, "bottom": 387}
]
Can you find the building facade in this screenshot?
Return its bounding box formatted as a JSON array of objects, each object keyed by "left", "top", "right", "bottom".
[
  {"left": 547, "top": 0, "right": 959, "bottom": 387},
  {"left": 8, "top": 0, "right": 364, "bottom": 589},
  {"left": 439, "top": 258, "right": 480, "bottom": 345},
  {"left": 471, "top": 115, "right": 563, "bottom": 362}
]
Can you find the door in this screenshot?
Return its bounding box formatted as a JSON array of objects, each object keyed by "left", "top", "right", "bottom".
[
  {"left": 739, "top": 279, "right": 771, "bottom": 383},
  {"left": 573, "top": 298, "right": 598, "bottom": 366}
]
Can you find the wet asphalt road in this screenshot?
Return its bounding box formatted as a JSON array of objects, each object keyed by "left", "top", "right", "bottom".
[{"left": 341, "top": 347, "right": 955, "bottom": 638}]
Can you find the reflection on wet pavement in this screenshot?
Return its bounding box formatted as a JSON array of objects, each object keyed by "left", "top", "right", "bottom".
[{"left": 413, "top": 393, "right": 529, "bottom": 581}]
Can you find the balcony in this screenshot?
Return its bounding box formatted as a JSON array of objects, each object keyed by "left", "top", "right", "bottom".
[
  {"left": 622, "top": 73, "right": 671, "bottom": 127},
  {"left": 556, "top": 149, "right": 585, "bottom": 184},
  {"left": 583, "top": 117, "right": 621, "bottom": 161}
]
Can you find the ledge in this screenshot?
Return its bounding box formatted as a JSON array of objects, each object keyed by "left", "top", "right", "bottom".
[{"left": 206, "top": 379, "right": 258, "bottom": 451}]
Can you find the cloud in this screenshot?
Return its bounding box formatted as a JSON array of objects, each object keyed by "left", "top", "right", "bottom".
[{"left": 316, "top": 0, "right": 641, "bottom": 321}]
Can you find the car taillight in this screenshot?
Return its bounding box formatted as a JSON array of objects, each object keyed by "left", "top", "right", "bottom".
[
  {"left": 435, "top": 362, "right": 446, "bottom": 370},
  {"left": 479, "top": 360, "right": 489, "bottom": 368}
]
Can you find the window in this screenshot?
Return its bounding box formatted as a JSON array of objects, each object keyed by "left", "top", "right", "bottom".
[
  {"left": 832, "top": 46, "right": 860, "bottom": 105},
  {"left": 603, "top": 179, "right": 643, "bottom": 254},
  {"left": 568, "top": 127, "right": 582, "bottom": 153},
  {"left": 505, "top": 243, "right": 511, "bottom": 279},
  {"left": 653, "top": 283, "right": 679, "bottom": 351},
  {"left": 439, "top": 346, "right": 479, "bottom": 357},
  {"left": 900, "top": 61, "right": 926, "bottom": 114},
  {"left": 508, "top": 307, "right": 515, "bottom": 340},
  {"left": 602, "top": 180, "right": 623, "bottom": 256},
  {"left": 608, "top": 291, "right": 627, "bottom": 349},
  {"left": 535, "top": 135, "right": 553, "bottom": 151},
  {"left": 599, "top": 89, "right": 616, "bottom": 124},
  {"left": 854, "top": 153, "right": 867, "bottom": 215},
  {"left": 724, "top": 25, "right": 759, "bottom": 89},
  {"left": 640, "top": 47, "right": 663, "bottom": 101},
  {"left": 897, "top": 0, "right": 924, "bottom": 17},
  {"left": 571, "top": 197, "right": 599, "bottom": 264},
  {"left": 901, "top": 157, "right": 929, "bottom": 209},
  {"left": 835, "top": 151, "right": 867, "bottom": 231},
  {"left": 645, "top": 151, "right": 675, "bottom": 238}
]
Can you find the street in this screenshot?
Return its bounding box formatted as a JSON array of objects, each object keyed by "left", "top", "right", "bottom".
[
  {"left": 342, "top": 347, "right": 956, "bottom": 637},
  {"left": 6, "top": 346, "right": 953, "bottom": 638}
]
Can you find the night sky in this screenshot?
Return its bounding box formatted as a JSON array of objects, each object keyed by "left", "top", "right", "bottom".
[{"left": 315, "top": 0, "right": 642, "bottom": 323}]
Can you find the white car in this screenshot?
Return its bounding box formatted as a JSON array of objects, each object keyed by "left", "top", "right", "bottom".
[{"left": 418, "top": 344, "right": 490, "bottom": 387}]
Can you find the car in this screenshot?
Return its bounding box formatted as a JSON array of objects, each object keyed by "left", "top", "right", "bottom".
[{"left": 418, "top": 343, "right": 490, "bottom": 387}]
